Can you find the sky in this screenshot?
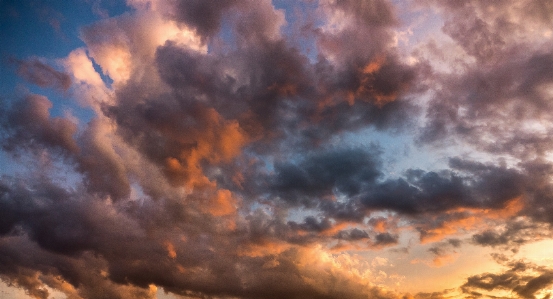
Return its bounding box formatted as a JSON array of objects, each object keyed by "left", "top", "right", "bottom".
[{"left": 1, "top": 0, "right": 553, "bottom": 298}]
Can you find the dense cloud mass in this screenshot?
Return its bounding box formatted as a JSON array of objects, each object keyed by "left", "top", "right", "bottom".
[{"left": 1, "top": 0, "right": 553, "bottom": 298}]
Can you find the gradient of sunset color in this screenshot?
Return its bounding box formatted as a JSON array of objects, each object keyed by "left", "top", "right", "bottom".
[{"left": 1, "top": 0, "right": 553, "bottom": 298}]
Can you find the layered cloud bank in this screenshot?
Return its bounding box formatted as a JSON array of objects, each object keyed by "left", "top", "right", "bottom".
[{"left": 1, "top": 0, "right": 553, "bottom": 298}]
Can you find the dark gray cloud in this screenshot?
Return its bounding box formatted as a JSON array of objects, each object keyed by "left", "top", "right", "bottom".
[
  {"left": 168, "top": 0, "right": 239, "bottom": 41},
  {"left": 0, "top": 94, "right": 78, "bottom": 154},
  {"left": 0, "top": 94, "right": 131, "bottom": 200},
  {"left": 471, "top": 218, "right": 552, "bottom": 250},
  {"left": 13, "top": 58, "right": 72, "bottom": 91},
  {"left": 263, "top": 150, "right": 528, "bottom": 227},
  {"left": 262, "top": 150, "right": 534, "bottom": 249},
  {"left": 428, "top": 238, "right": 461, "bottom": 257},
  {"left": 462, "top": 258, "right": 553, "bottom": 299},
  {"left": 336, "top": 228, "right": 370, "bottom": 241},
  {"left": 373, "top": 232, "right": 398, "bottom": 247}
]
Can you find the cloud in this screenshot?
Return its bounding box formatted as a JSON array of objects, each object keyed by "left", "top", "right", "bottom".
[
  {"left": 0, "top": 94, "right": 78, "bottom": 154},
  {"left": 266, "top": 150, "right": 527, "bottom": 218},
  {"left": 12, "top": 58, "right": 71, "bottom": 91},
  {"left": 167, "top": 0, "right": 239, "bottom": 40},
  {"left": 0, "top": 172, "right": 404, "bottom": 299},
  {"left": 270, "top": 147, "right": 382, "bottom": 203},
  {"left": 373, "top": 232, "right": 399, "bottom": 247},
  {"left": 363, "top": 158, "right": 525, "bottom": 215},
  {"left": 418, "top": 52, "right": 553, "bottom": 156},
  {"left": 471, "top": 218, "right": 553, "bottom": 250},
  {"left": 2, "top": 0, "right": 553, "bottom": 298},
  {"left": 462, "top": 258, "right": 553, "bottom": 299},
  {"left": 415, "top": 0, "right": 553, "bottom": 163}
]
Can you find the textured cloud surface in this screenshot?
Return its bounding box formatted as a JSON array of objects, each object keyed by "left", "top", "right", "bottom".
[{"left": 1, "top": 0, "right": 553, "bottom": 298}]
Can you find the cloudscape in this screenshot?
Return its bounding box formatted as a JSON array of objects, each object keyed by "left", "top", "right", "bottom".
[{"left": 1, "top": 0, "right": 553, "bottom": 298}]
